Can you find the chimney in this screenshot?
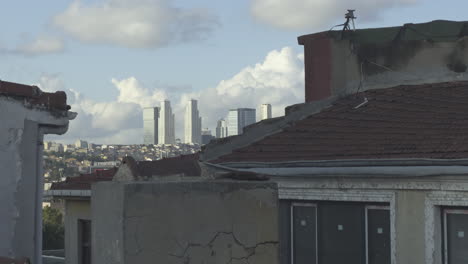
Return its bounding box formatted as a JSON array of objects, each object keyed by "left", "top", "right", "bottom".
[{"left": 298, "top": 20, "right": 468, "bottom": 102}]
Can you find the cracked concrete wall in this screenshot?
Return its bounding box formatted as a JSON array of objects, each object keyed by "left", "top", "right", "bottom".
[
  {"left": 0, "top": 97, "right": 72, "bottom": 261},
  {"left": 92, "top": 181, "right": 279, "bottom": 264}
]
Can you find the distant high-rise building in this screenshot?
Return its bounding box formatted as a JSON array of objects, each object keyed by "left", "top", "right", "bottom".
[
  {"left": 201, "top": 129, "right": 215, "bottom": 145},
  {"left": 260, "top": 104, "right": 272, "bottom": 120},
  {"left": 158, "top": 100, "right": 175, "bottom": 144},
  {"left": 184, "top": 99, "right": 202, "bottom": 144},
  {"left": 216, "top": 119, "right": 228, "bottom": 138},
  {"left": 143, "top": 107, "right": 159, "bottom": 145},
  {"left": 75, "top": 139, "right": 88, "bottom": 149},
  {"left": 227, "top": 108, "right": 256, "bottom": 136}
]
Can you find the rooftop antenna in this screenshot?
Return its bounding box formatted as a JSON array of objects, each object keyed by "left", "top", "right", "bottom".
[
  {"left": 343, "top": 10, "right": 357, "bottom": 31},
  {"left": 341, "top": 10, "right": 357, "bottom": 40}
]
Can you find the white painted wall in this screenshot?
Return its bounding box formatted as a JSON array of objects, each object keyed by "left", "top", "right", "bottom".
[{"left": 0, "top": 97, "right": 74, "bottom": 263}]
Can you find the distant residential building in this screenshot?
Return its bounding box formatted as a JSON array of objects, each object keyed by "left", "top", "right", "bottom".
[
  {"left": 64, "top": 144, "right": 75, "bottom": 152},
  {"left": 158, "top": 100, "right": 175, "bottom": 144},
  {"left": 184, "top": 99, "right": 202, "bottom": 144},
  {"left": 143, "top": 107, "right": 159, "bottom": 145},
  {"left": 216, "top": 119, "right": 228, "bottom": 138},
  {"left": 88, "top": 143, "right": 95, "bottom": 150},
  {"left": 227, "top": 108, "right": 256, "bottom": 136},
  {"left": 260, "top": 104, "right": 272, "bottom": 120},
  {"left": 201, "top": 129, "right": 215, "bottom": 145},
  {"left": 75, "top": 139, "right": 88, "bottom": 149},
  {"left": 47, "top": 142, "right": 64, "bottom": 153}
]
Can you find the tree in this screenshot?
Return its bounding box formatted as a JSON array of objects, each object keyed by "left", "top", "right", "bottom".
[{"left": 42, "top": 206, "right": 64, "bottom": 250}]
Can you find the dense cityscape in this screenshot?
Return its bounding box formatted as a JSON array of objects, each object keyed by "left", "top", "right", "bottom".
[{"left": 43, "top": 100, "right": 273, "bottom": 185}]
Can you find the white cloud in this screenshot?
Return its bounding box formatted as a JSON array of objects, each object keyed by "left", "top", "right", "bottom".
[
  {"left": 44, "top": 46, "right": 304, "bottom": 144},
  {"left": 0, "top": 35, "right": 64, "bottom": 56},
  {"left": 250, "top": 0, "right": 419, "bottom": 30},
  {"left": 16, "top": 36, "right": 64, "bottom": 56},
  {"left": 53, "top": 0, "right": 220, "bottom": 48}
]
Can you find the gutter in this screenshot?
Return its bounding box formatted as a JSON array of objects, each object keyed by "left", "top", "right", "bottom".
[
  {"left": 204, "top": 159, "right": 468, "bottom": 178},
  {"left": 44, "top": 190, "right": 91, "bottom": 198}
]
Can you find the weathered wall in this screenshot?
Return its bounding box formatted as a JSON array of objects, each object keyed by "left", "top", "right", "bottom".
[
  {"left": 65, "top": 200, "right": 91, "bottom": 264},
  {"left": 301, "top": 34, "right": 468, "bottom": 102},
  {"left": 92, "top": 181, "right": 279, "bottom": 264},
  {"left": 0, "top": 97, "right": 73, "bottom": 262},
  {"left": 394, "top": 191, "right": 426, "bottom": 264}
]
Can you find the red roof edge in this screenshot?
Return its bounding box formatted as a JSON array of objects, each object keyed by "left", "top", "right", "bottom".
[{"left": 0, "top": 80, "right": 70, "bottom": 111}]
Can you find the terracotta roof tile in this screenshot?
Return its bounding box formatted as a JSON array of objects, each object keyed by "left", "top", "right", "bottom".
[
  {"left": 0, "top": 80, "right": 69, "bottom": 111},
  {"left": 212, "top": 81, "right": 468, "bottom": 163},
  {"left": 50, "top": 167, "right": 117, "bottom": 190},
  {"left": 123, "top": 153, "right": 201, "bottom": 177}
]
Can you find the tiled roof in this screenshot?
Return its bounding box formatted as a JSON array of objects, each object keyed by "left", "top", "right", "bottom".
[
  {"left": 123, "top": 153, "right": 201, "bottom": 177},
  {"left": 0, "top": 80, "right": 69, "bottom": 111},
  {"left": 50, "top": 167, "right": 117, "bottom": 190},
  {"left": 211, "top": 81, "right": 468, "bottom": 163}
]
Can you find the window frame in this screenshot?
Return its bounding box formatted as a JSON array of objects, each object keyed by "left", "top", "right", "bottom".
[
  {"left": 365, "top": 205, "right": 390, "bottom": 264},
  {"left": 443, "top": 208, "right": 468, "bottom": 264},
  {"left": 290, "top": 202, "right": 318, "bottom": 264}
]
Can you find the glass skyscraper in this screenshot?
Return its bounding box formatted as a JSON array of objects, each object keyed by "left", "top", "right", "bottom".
[
  {"left": 143, "top": 107, "right": 159, "bottom": 145},
  {"left": 227, "top": 108, "right": 256, "bottom": 136}
]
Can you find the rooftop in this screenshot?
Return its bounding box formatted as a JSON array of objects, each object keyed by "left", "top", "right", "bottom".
[
  {"left": 0, "top": 80, "right": 70, "bottom": 111},
  {"left": 121, "top": 153, "right": 201, "bottom": 178},
  {"left": 208, "top": 81, "right": 468, "bottom": 163},
  {"left": 50, "top": 168, "right": 117, "bottom": 191}
]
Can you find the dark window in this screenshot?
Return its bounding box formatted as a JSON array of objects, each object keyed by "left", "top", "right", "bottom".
[
  {"left": 318, "top": 202, "right": 365, "bottom": 264},
  {"left": 78, "top": 219, "right": 92, "bottom": 264},
  {"left": 366, "top": 206, "right": 391, "bottom": 264},
  {"left": 285, "top": 201, "right": 391, "bottom": 264},
  {"left": 443, "top": 209, "right": 468, "bottom": 264},
  {"left": 291, "top": 203, "right": 317, "bottom": 264}
]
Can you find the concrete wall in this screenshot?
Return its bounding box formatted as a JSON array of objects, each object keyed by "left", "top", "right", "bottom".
[
  {"left": 394, "top": 191, "right": 426, "bottom": 264},
  {"left": 92, "top": 181, "right": 279, "bottom": 264},
  {"left": 301, "top": 33, "right": 468, "bottom": 102},
  {"left": 0, "top": 97, "right": 73, "bottom": 262},
  {"left": 64, "top": 200, "right": 91, "bottom": 264}
]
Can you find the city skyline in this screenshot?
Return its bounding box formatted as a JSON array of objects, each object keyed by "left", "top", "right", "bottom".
[{"left": 18, "top": 1, "right": 463, "bottom": 144}]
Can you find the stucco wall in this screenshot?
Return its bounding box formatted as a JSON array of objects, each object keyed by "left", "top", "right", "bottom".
[
  {"left": 64, "top": 200, "right": 91, "bottom": 264},
  {"left": 395, "top": 191, "right": 426, "bottom": 264},
  {"left": 0, "top": 97, "right": 72, "bottom": 262},
  {"left": 92, "top": 181, "right": 279, "bottom": 264},
  {"left": 302, "top": 35, "right": 468, "bottom": 102}
]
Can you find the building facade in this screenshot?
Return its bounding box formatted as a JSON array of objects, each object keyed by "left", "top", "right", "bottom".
[
  {"left": 226, "top": 108, "right": 256, "bottom": 136},
  {"left": 158, "top": 100, "right": 175, "bottom": 144},
  {"left": 260, "top": 104, "right": 272, "bottom": 120},
  {"left": 143, "top": 107, "right": 159, "bottom": 145},
  {"left": 184, "top": 99, "right": 202, "bottom": 144},
  {"left": 0, "top": 80, "right": 75, "bottom": 264},
  {"left": 215, "top": 119, "right": 228, "bottom": 138}
]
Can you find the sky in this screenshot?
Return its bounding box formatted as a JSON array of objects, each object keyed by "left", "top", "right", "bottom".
[{"left": 1, "top": 0, "right": 467, "bottom": 144}]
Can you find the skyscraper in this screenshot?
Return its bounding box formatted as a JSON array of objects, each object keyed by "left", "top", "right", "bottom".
[
  {"left": 158, "top": 100, "right": 175, "bottom": 144},
  {"left": 216, "top": 119, "right": 228, "bottom": 138},
  {"left": 184, "top": 99, "right": 202, "bottom": 144},
  {"left": 143, "top": 107, "right": 159, "bottom": 145},
  {"left": 260, "top": 104, "right": 272, "bottom": 120},
  {"left": 227, "top": 108, "right": 256, "bottom": 136}
]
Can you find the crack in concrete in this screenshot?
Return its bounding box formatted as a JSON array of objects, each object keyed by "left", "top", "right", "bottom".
[{"left": 169, "top": 231, "right": 278, "bottom": 264}]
